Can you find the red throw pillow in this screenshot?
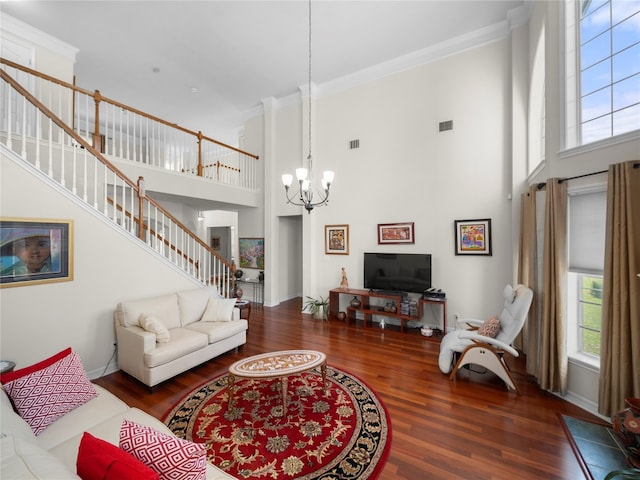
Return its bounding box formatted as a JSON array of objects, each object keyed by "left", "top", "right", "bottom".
[
  {"left": 77, "top": 432, "right": 159, "bottom": 480},
  {"left": 0, "top": 347, "right": 71, "bottom": 385},
  {"left": 119, "top": 419, "right": 206, "bottom": 480},
  {"left": 478, "top": 316, "right": 501, "bottom": 338}
]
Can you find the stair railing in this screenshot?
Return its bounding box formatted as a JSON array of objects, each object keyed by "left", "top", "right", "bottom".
[
  {"left": 0, "top": 68, "right": 235, "bottom": 295},
  {"left": 0, "top": 58, "right": 259, "bottom": 190}
]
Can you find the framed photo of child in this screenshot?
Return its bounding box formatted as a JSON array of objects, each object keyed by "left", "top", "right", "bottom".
[{"left": 0, "top": 218, "right": 74, "bottom": 287}]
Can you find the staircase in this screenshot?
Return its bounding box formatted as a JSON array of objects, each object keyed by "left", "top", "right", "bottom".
[{"left": 0, "top": 59, "right": 260, "bottom": 295}]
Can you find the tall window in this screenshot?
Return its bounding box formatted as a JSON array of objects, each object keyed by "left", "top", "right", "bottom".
[
  {"left": 567, "top": 190, "right": 606, "bottom": 365},
  {"left": 575, "top": 273, "right": 603, "bottom": 357},
  {"left": 565, "top": 0, "right": 640, "bottom": 147}
]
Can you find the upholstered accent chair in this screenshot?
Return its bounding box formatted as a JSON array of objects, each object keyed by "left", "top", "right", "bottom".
[{"left": 438, "top": 284, "right": 534, "bottom": 394}]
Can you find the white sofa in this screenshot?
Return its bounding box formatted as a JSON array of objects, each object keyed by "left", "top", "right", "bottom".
[
  {"left": 0, "top": 383, "right": 236, "bottom": 479},
  {"left": 115, "top": 286, "right": 248, "bottom": 388}
]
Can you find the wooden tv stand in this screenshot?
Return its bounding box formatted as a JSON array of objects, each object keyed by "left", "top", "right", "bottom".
[{"left": 329, "top": 288, "right": 446, "bottom": 338}]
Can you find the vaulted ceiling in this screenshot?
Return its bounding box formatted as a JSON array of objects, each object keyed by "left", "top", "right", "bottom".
[{"left": 2, "top": 1, "right": 526, "bottom": 144}]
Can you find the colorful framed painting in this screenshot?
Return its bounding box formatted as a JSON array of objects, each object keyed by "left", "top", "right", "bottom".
[
  {"left": 239, "top": 237, "right": 264, "bottom": 269},
  {"left": 454, "top": 218, "right": 492, "bottom": 256},
  {"left": 0, "top": 218, "right": 74, "bottom": 287},
  {"left": 377, "top": 222, "right": 415, "bottom": 244},
  {"left": 325, "top": 224, "right": 349, "bottom": 255}
]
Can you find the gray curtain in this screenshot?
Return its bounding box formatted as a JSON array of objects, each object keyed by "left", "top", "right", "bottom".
[
  {"left": 598, "top": 160, "right": 640, "bottom": 417},
  {"left": 538, "top": 179, "right": 568, "bottom": 394}
]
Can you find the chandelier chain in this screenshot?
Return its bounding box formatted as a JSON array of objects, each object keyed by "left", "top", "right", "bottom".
[{"left": 308, "top": 0, "right": 312, "bottom": 162}]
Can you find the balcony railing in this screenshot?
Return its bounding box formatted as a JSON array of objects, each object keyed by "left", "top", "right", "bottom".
[
  {"left": 0, "top": 58, "right": 259, "bottom": 190},
  {"left": 0, "top": 65, "right": 237, "bottom": 295}
]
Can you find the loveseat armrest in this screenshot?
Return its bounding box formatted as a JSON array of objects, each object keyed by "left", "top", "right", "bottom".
[
  {"left": 114, "top": 324, "right": 157, "bottom": 383},
  {"left": 232, "top": 307, "right": 240, "bottom": 321}
]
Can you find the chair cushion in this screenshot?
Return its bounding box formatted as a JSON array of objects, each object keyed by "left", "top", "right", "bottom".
[
  {"left": 119, "top": 419, "right": 206, "bottom": 480},
  {"left": 2, "top": 350, "right": 97, "bottom": 436},
  {"left": 77, "top": 432, "right": 159, "bottom": 480},
  {"left": 478, "top": 316, "right": 501, "bottom": 338}
]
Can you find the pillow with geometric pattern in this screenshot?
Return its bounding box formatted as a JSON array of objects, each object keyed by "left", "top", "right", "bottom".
[
  {"left": 2, "top": 349, "right": 97, "bottom": 436},
  {"left": 119, "top": 419, "right": 206, "bottom": 480},
  {"left": 477, "top": 316, "right": 500, "bottom": 338}
]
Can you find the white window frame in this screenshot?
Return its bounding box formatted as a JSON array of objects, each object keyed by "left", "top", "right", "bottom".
[{"left": 563, "top": 0, "right": 640, "bottom": 151}]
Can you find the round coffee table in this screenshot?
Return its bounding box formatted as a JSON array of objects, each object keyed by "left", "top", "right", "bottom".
[{"left": 227, "top": 350, "right": 327, "bottom": 414}]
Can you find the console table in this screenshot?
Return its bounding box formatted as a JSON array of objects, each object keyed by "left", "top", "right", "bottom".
[
  {"left": 329, "top": 288, "right": 446, "bottom": 339},
  {"left": 237, "top": 279, "right": 264, "bottom": 304}
]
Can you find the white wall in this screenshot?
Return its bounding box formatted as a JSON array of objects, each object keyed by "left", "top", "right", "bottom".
[
  {"left": 253, "top": 36, "right": 521, "bottom": 324},
  {"left": 0, "top": 155, "right": 200, "bottom": 378}
]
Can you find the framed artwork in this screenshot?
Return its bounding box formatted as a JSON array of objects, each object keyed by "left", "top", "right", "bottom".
[
  {"left": 211, "top": 236, "right": 221, "bottom": 250},
  {"left": 325, "top": 224, "right": 349, "bottom": 255},
  {"left": 377, "top": 222, "right": 415, "bottom": 244},
  {"left": 0, "top": 218, "right": 74, "bottom": 287},
  {"left": 454, "top": 218, "right": 492, "bottom": 256},
  {"left": 239, "top": 237, "right": 264, "bottom": 269}
]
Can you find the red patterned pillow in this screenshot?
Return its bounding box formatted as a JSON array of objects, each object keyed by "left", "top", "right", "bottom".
[
  {"left": 119, "top": 419, "right": 206, "bottom": 480},
  {"left": 0, "top": 347, "right": 71, "bottom": 385},
  {"left": 478, "top": 316, "right": 501, "bottom": 338},
  {"left": 2, "top": 350, "right": 97, "bottom": 435},
  {"left": 77, "top": 432, "right": 159, "bottom": 480}
]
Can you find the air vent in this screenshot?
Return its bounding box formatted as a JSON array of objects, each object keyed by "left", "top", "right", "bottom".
[
  {"left": 349, "top": 139, "right": 360, "bottom": 149},
  {"left": 439, "top": 120, "right": 453, "bottom": 132}
]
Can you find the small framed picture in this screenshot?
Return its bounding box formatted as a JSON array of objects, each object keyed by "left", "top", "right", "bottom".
[
  {"left": 211, "top": 236, "right": 221, "bottom": 250},
  {"left": 454, "top": 219, "right": 492, "bottom": 256},
  {"left": 377, "top": 222, "right": 415, "bottom": 244},
  {"left": 325, "top": 224, "right": 349, "bottom": 255},
  {"left": 1, "top": 217, "right": 74, "bottom": 287}
]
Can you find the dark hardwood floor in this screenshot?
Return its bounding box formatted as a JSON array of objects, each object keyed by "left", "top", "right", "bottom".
[{"left": 95, "top": 298, "right": 600, "bottom": 480}]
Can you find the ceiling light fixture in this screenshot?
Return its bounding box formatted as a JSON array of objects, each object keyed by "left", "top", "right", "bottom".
[
  {"left": 282, "top": 0, "right": 334, "bottom": 213},
  {"left": 197, "top": 211, "right": 205, "bottom": 221}
]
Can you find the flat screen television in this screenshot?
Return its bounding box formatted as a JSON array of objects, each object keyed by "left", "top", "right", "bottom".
[{"left": 364, "top": 253, "right": 432, "bottom": 294}]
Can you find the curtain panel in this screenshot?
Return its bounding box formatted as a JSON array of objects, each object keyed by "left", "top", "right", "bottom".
[
  {"left": 598, "top": 160, "right": 640, "bottom": 417},
  {"left": 538, "top": 179, "right": 568, "bottom": 395}
]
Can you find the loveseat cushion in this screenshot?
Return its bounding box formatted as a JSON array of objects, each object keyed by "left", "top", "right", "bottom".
[
  {"left": 0, "top": 388, "right": 36, "bottom": 443},
  {"left": 116, "top": 293, "right": 181, "bottom": 330},
  {"left": 143, "top": 329, "right": 208, "bottom": 369},
  {"left": 186, "top": 319, "right": 249, "bottom": 344},
  {"left": 177, "top": 287, "right": 220, "bottom": 326},
  {"left": 0, "top": 435, "right": 80, "bottom": 479},
  {"left": 36, "top": 384, "right": 129, "bottom": 451}
]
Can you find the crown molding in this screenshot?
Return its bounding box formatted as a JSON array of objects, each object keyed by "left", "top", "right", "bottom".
[
  {"left": 0, "top": 13, "right": 78, "bottom": 61},
  {"left": 242, "top": 5, "right": 531, "bottom": 123}
]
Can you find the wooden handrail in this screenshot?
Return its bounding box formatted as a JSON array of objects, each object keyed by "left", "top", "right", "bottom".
[
  {"left": 0, "top": 68, "right": 137, "bottom": 190},
  {"left": 1, "top": 67, "right": 234, "bottom": 274},
  {"left": 107, "top": 197, "right": 199, "bottom": 268},
  {"left": 0, "top": 57, "right": 259, "bottom": 160}
]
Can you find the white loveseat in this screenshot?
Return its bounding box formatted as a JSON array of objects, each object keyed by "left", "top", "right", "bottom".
[
  {"left": 0, "top": 383, "right": 236, "bottom": 479},
  {"left": 115, "top": 286, "right": 248, "bottom": 388}
]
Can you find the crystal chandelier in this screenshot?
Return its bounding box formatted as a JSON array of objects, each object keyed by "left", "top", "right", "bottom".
[{"left": 282, "top": 0, "right": 334, "bottom": 213}]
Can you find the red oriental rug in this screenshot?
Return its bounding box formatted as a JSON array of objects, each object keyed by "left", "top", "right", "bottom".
[{"left": 163, "top": 366, "right": 391, "bottom": 479}]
